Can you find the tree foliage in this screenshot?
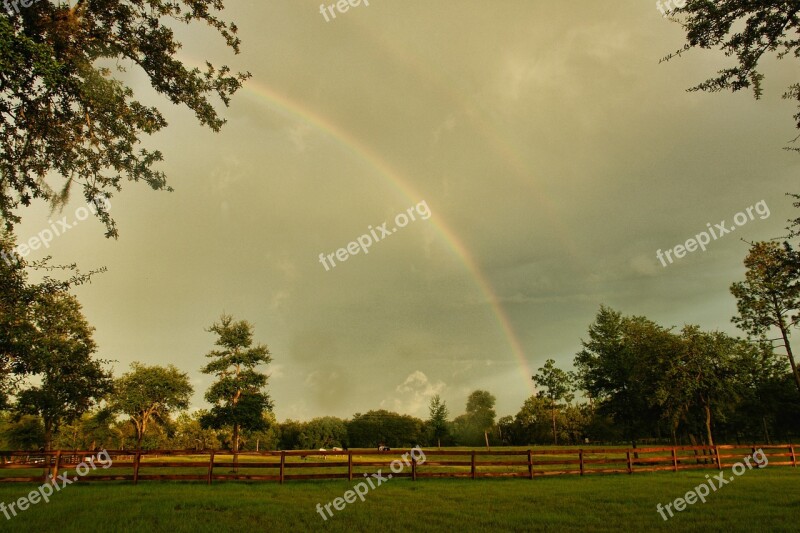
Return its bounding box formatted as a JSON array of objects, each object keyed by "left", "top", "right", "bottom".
[
  {"left": 200, "top": 314, "right": 273, "bottom": 453},
  {"left": 532, "top": 358, "right": 575, "bottom": 444},
  {"left": 574, "top": 306, "right": 672, "bottom": 445},
  {"left": 0, "top": 1, "right": 249, "bottom": 235},
  {"left": 427, "top": 394, "right": 449, "bottom": 448},
  {"left": 666, "top": 0, "right": 800, "bottom": 152},
  {"left": 13, "top": 291, "right": 113, "bottom": 449},
  {"left": 347, "top": 410, "right": 424, "bottom": 448},
  {"left": 731, "top": 241, "right": 800, "bottom": 394},
  {"left": 111, "top": 362, "right": 193, "bottom": 449},
  {"left": 0, "top": 234, "right": 101, "bottom": 408},
  {"left": 452, "top": 390, "right": 497, "bottom": 446}
]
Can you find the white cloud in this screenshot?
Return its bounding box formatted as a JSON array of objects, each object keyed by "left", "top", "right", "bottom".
[{"left": 380, "top": 371, "right": 446, "bottom": 418}]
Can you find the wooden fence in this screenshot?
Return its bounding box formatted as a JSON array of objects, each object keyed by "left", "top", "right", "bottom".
[{"left": 0, "top": 444, "right": 795, "bottom": 484}]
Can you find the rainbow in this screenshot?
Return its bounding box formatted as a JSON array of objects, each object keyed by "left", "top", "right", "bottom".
[{"left": 236, "top": 78, "right": 536, "bottom": 395}]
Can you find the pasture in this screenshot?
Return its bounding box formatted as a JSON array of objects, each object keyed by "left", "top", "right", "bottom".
[{"left": 0, "top": 446, "right": 796, "bottom": 532}]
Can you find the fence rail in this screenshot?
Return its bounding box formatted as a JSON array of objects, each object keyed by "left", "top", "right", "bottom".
[{"left": 0, "top": 444, "right": 795, "bottom": 484}]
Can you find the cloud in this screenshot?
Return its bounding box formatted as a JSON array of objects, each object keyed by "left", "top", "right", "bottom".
[{"left": 380, "top": 371, "right": 446, "bottom": 418}]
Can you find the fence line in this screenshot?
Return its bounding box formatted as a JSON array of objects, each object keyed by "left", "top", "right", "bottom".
[{"left": 0, "top": 444, "right": 795, "bottom": 484}]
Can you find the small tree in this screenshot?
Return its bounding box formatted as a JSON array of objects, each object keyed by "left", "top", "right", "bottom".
[
  {"left": 200, "top": 315, "right": 273, "bottom": 461},
  {"left": 111, "top": 363, "right": 194, "bottom": 450},
  {"left": 428, "top": 395, "right": 449, "bottom": 449},
  {"left": 532, "top": 359, "right": 575, "bottom": 445}
]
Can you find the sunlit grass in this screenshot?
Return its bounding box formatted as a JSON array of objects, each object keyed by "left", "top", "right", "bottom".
[{"left": 0, "top": 465, "right": 796, "bottom": 531}]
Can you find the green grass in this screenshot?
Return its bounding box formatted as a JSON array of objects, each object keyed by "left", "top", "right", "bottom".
[{"left": 0, "top": 467, "right": 796, "bottom": 532}]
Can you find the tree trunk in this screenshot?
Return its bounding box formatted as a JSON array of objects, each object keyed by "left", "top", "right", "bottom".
[
  {"left": 762, "top": 416, "right": 772, "bottom": 445},
  {"left": 437, "top": 437, "right": 441, "bottom": 450},
  {"left": 44, "top": 421, "right": 53, "bottom": 452},
  {"left": 551, "top": 402, "right": 558, "bottom": 445},
  {"left": 704, "top": 403, "right": 714, "bottom": 447},
  {"left": 484, "top": 431, "right": 490, "bottom": 450},
  {"left": 688, "top": 433, "right": 701, "bottom": 464},
  {"left": 777, "top": 318, "right": 800, "bottom": 396},
  {"left": 233, "top": 423, "right": 240, "bottom": 473}
]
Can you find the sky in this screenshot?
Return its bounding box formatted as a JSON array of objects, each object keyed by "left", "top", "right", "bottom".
[{"left": 12, "top": 0, "right": 800, "bottom": 422}]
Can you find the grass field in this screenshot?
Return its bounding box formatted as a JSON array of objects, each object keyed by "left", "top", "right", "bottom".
[{"left": 0, "top": 467, "right": 796, "bottom": 532}]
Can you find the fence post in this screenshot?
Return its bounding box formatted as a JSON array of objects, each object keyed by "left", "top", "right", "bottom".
[
  {"left": 348, "top": 451, "right": 353, "bottom": 481},
  {"left": 671, "top": 447, "right": 678, "bottom": 472},
  {"left": 789, "top": 445, "right": 796, "bottom": 468},
  {"left": 714, "top": 446, "right": 722, "bottom": 470},
  {"left": 412, "top": 456, "right": 417, "bottom": 481},
  {"left": 626, "top": 451, "right": 632, "bottom": 474},
  {"left": 206, "top": 451, "right": 214, "bottom": 485},
  {"left": 528, "top": 450, "right": 533, "bottom": 480},
  {"left": 279, "top": 451, "right": 286, "bottom": 485},
  {"left": 133, "top": 451, "right": 141, "bottom": 485},
  {"left": 471, "top": 451, "right": 476, "bottom": 480},
  {"left": 579, "top": 449, "right": 584, "bottom": 476}
]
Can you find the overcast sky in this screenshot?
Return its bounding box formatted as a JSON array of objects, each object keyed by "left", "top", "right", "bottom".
[{"left": 14, "top": 0, "right": 800, "bottom": 421}]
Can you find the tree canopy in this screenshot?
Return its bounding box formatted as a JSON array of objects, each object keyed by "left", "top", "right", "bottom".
[
  {"left": 667, "top": 0, "right": 800, "bottom": 152},
  {"left": 111, "top": 362, "right": 194, "bottom": 449},
  {"left": 200, "top": 314, "right": 273, "bottom": 453},
  {"left": 0, "top": 1, "right": 249, "bottom": 236},
  {"left": 731, "top": 241, "right": 800, "bottom": 394},
  {"left": 13, "top": 291, "right": 113, "bottom": 449}
]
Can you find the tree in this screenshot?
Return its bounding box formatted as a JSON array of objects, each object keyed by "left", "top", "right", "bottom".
[
  {"left": 665, "top": 1, "right": 800, "bottom": 152},
  {"left": 511, "top": 395, "right": 554, "bottom": 445},
  {"left": 731, "top": 241, "right": 800, "bottom": 395},
  {"left": 242, "top": 412, "right": 281, "bottom": 451},
  {"left": 0, "top": 234, "right": 100, "bottom": 408},
  {"left": 171, "top": 411, "right": 221, "bottom": 451},
  {"left": 427, "top": 394, "right": 449, "bottom": 449},
  {"left": 532, "top": 359, "right": 575, "bottom": 445},
  {"left": 288, "top": 417, "right": 348, "bottom": 450},
  {"left": 200, "top": 314, "right": 273, "bottom": 458},
  {"left": 574, "top": 306, "right": 673, "bottom": 448},
  {"left": 347, "top": 410, "right": 424, "bottom": 448},
  {"left": 14, "top": 292, "right": 113, "bottom": 449},
  {"left": 0, "top": 414, "right": 44, "bottom": 450},
  {"left": 656, "top": 328, "right": 745, "bottom": 446},
  {"left": 111, "top": 363, "right": 193, "bottom": 450},
  {"left": 278, "top": 419, "right": 306, "bottom": 450},
  {"left": 460, "top": 390, "right": 496, "bottom": 449},
  {"left": 0, "top": 1, "right": 249, "bottom": 236},
  {"left": 497, "top": 415, "right": 516, "bottom": 445},
  {"left": 52, "top": 408, "right": 116, "bottom": 451}
]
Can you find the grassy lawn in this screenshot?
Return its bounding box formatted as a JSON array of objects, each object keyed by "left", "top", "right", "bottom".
[{"left": 0, "top": 467, "right": 796, "bottom": 532}]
